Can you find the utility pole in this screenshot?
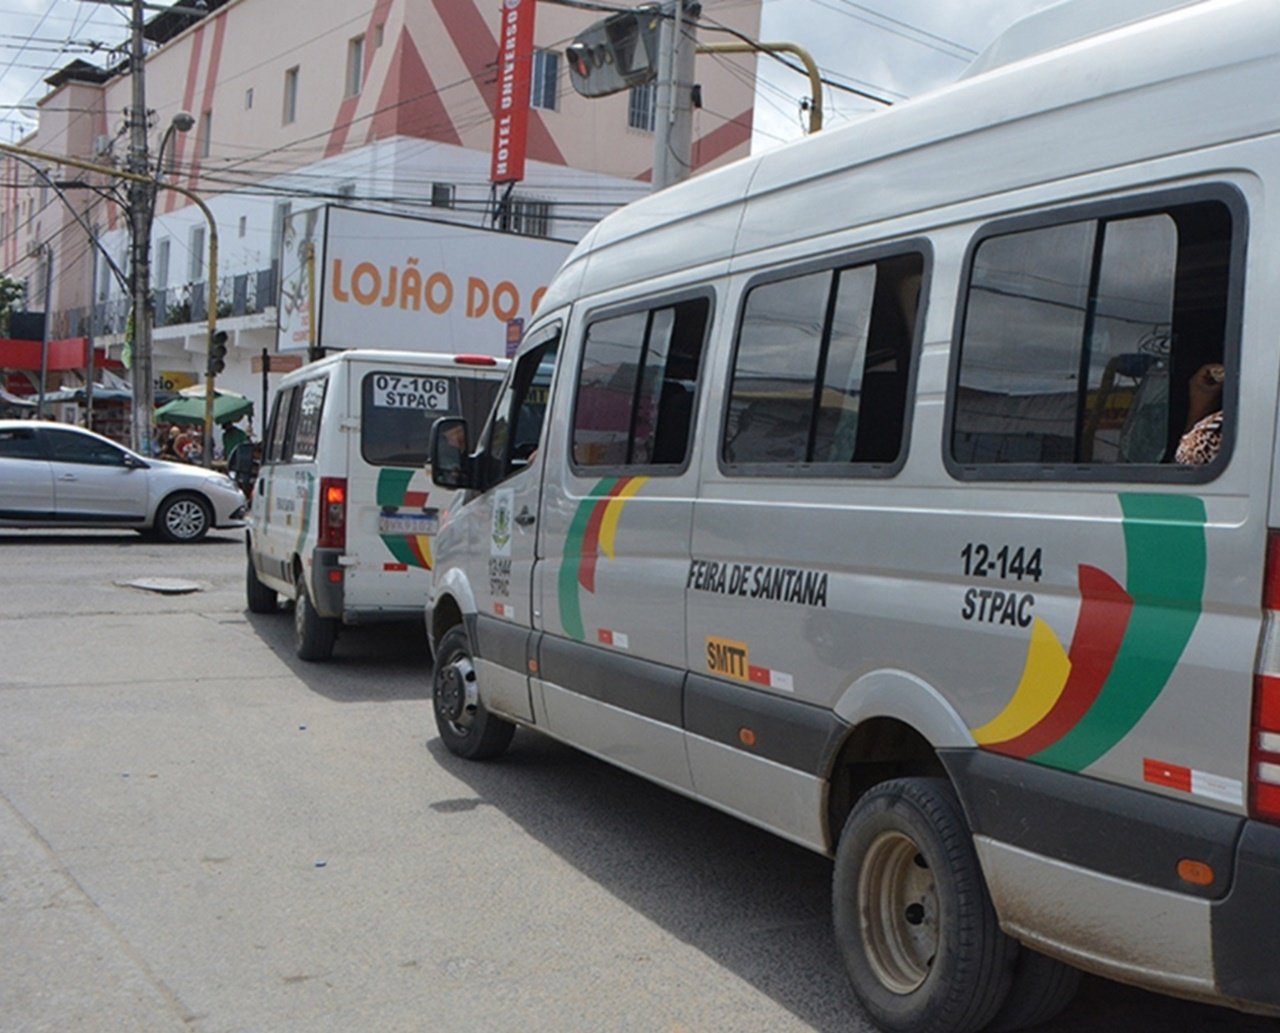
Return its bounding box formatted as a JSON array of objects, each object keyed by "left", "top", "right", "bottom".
[
  {"left": 37, "top": 246, "right": 52, "bottom": 419},
  {"left": 127, "top": 0, "right": 155, "bottom": 455},
  {"left": 652, "top": 1, "right": 699, "bottom": 192}
]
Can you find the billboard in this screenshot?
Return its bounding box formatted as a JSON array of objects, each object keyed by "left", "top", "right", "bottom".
[{"left": 277, "top": 206, "right": 572, "bottom": 356}]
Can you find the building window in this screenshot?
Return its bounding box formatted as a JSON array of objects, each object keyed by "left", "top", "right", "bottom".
[
  {"left": 238, "top": 215, "right": 247, "bottom": 238},
  {"left": 431, "top": 183, "right": 455, "bottom": 209},
  {"left": 336, "top": 182, "right": 356, "bottom": 200},
  {"left": 283, "top": 66, "right": 299, "bottom": 124},
  {"left": 628, "top": 82, "right": 656, "bottom": 132},
  {"left": 271, "top": 201, "right": 292, "bottom": 266},
  {"left": 950, "top": 195, "right": 1237, "bottom": 473},
  {"left": 347, "top": 35, "right": 365, "bottom": 97},
  {"left": 189, "top": 225, "right": 206, "bottom": 281},
  {"left": 199, "top": 111, "right": 212, "bottom": 158},
  {"left": 531, "top": 50, "right": 559, "bottom": 111},
  {"left": 155, "top": 237, "right": 170, "bottom": 289},
  {"left": 244, "top": 87, "right": 254, "bottom": 110},
  {"left": 497, "top": 196, "right": 551, "bottom": 238},
  {"left": 374, "top": 22, "right": 385, "bottom": 48}
]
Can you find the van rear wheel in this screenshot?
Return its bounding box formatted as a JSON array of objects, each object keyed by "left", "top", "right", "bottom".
[
  {"left": 833, "top": 777, "right": 1015, "bottom": 1033},
  {"left": 294, "top": 572, "right": 337, "bottom": 661},
  {"left": 987, "top": 945, "right": 1082, "bottom": 1031},
  {"left": 432, "top": 626, "right": 514, "bottom": 760}
]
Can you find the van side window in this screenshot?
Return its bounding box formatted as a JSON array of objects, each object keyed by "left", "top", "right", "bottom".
[
  {"left": 292, "top": 378, "right": 328, "bottom": 461},
  {"left": 480, "top": 334, "right": 560, "bottom": 485},
  {"left": 723, "top": 252, "right": 922, "bottom": 470},
  {"left": 571, "top": 296, "right": 709, "bottom": 469},
  {"left": 951, "top": 199, "right": 1235, "bottom": 471},
  {"left": 265, "top": 387, "right": 295, "bottom": 464}
]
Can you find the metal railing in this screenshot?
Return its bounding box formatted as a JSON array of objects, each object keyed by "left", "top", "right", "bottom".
[{"left": 64, "top": 264, "right": 278, "bottom": 338}]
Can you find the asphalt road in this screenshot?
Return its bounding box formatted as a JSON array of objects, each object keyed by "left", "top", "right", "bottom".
[{"left": 0, "top": 529, "right": 1275, "bottom": 1033}]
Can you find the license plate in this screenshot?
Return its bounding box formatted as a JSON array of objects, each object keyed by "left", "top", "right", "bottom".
[{"left": 378, "top": 511, "right": 439, "bottom": 536}]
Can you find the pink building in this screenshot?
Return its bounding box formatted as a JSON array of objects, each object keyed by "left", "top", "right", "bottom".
[{"left": 1, "top": 0, "right": 760, "bottom": 408}]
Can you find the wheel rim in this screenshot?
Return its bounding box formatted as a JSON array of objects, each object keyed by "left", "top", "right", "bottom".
[
  {"left": 435, "top": 654, "right": 478, "bottom": 736},
  {"left": 858, "top": 830, "right": 939, "bottom": 994},
  {"left": 165, "top": 498, "right": 207, "bottom": 539}
]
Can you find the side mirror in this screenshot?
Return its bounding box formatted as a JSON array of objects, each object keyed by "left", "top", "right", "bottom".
[
  {"left": 428, "top": 417, "right": 475, "bottom": 489},
  {"left": 122, "top": 453, "right": 149, "bottom": 470}
]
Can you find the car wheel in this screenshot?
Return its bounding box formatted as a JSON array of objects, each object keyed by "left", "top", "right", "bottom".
[
  {"left": 432, "top": 626, "right": 515, "bottom": 760},
  {"left": 245, "top": 545, "right": 278, "bottom": 614},
  {"left": 833, "top": 777, "right": 1015, "bottom": 1033},
  {"left": 155, "top": 492, "right": 212, "bottom": 543},
  {"left": 294, "top": 571, "right": 337, "bottom": 661}
]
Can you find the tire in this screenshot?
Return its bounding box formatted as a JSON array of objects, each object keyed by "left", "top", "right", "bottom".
[
  {"left": 245, "top": 546, "right": 278, "bottom": 614},
  {"left": 832, "top": 777, "right": 1016, "bottom": 1033},
  {"left": 155, "top": 492, "right": 212, "bottom": 543},
  {"left": 293, "top": 571, "right": 337, "bottom": 662},
  {"left": 432, "top": 626, "right": 515, "bottom": 760},
  {"left": 986, "top": 946, "right": 1082, "bottom": 1032}
]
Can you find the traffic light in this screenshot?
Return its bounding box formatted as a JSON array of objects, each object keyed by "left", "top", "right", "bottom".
[
  {"left": 565, "top": 10, "right": 661, "bottom": 98},
  {"left": 207, "top": 329, "right": 228, "bottom": 377}
]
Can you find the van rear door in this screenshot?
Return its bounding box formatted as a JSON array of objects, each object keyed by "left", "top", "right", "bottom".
[{"left": 344, "top": 360, "right": 458, "bottom": 616}]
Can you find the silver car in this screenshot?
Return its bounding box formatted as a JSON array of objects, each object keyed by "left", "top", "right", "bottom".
[{"left": 0, "top": 420, "right": 247, "bottom": 542}]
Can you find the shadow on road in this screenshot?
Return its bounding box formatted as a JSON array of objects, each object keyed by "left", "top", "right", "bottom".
[
  {"left": 428, "top": 731, "right": 1279, "bottom": 1033},
  {"left": 243, "top": 608, "right": 432, "bottom": 703},
  {"left": 0, "top": 530, "right": 243, "bottom": 546}
]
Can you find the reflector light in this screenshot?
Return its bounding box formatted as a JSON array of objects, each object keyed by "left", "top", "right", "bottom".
[
  {"left": 1176, "top": 859, "right": 1215, "bottom": 887},
  {"left": 328, "top": 570, "right": 343, "bottom": 583},
  {"left": 738, "top": 727, "right": 757, "bottom": 747},
  {"left": 453, "top": 354, "right": 498, "bottom": 366}
]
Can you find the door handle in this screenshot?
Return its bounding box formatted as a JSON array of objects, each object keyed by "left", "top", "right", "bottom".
[
  {"left": 58, "top": 474, "right": 77, "bottom": 481},
  {"left": 515, "top": 506, "right": 536, "bottom": 527}
]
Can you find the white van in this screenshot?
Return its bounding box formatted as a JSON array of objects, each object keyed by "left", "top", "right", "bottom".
[
  {"left": 422, "top": 2, "right": 1280, "bottom": 1030},
  {"left": 246, "top": 349, "right": 506, "bottom": 660}
]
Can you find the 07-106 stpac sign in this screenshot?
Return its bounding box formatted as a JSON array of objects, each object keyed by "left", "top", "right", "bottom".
[{"left": 491, "top": 0, "right": 536, "bottom": 184}]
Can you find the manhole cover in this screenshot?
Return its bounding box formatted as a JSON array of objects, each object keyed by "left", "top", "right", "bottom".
[{"left": 118, "top": 578, "right": 203, "bottom": 595}]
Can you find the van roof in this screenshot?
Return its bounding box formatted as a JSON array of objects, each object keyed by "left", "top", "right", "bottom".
[
  {"left": 961, "top": 0, "right": 1209, "bottom": 77},
  {"left": 283, "top": 349, "right": 509, "bottom": 376},
  {"left": 538, "top": 0, "right": 1270, "bottom": 316}
]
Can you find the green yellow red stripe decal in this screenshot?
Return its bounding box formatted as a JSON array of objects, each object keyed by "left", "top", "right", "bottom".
[
  {"left": 978, "top": 493, "right": 1206, "bottom": 773},
  {"left": 559, "top": 477, "right": 648, "bottom": 640},
  {"left": 375, "top": 468, "right": 434, "bottom": 571}
]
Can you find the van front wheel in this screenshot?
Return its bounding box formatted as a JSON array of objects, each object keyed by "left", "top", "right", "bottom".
[
  {"left": 833, "top": 777, "right": 1015, "bottom": 1033},
  {"left": 294, "top": 572, "right": 337, "bottom": 661},
  {"left": 432, "top": 626, "right": 514, "bottom": 760}
]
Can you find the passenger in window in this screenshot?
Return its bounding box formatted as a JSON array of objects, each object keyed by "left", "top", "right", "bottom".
[{"left": 1174, "top": 363, "right": 1224, "bottom": 465}]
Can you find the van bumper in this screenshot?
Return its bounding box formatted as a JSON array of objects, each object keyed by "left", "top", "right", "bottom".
[
  {"left": 943, "top": 749, "right": 1280, "bottom": 1013},
  {"left": 311, "top": 548, "right": 345, "bottom": 619}
]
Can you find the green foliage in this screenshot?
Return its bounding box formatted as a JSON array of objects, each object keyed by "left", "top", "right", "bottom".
[{"left": 0, "top": 275, "right": 24, "bottom": 336}]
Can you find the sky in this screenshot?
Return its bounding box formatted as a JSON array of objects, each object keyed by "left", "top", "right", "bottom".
[{"left": 0, "top": 0, "right": 1064, "bottom": 148}]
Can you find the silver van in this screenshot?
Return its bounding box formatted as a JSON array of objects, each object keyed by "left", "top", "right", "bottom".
[{"left": 424, "top": 2, "right": 1280, "bottom": 1030}]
